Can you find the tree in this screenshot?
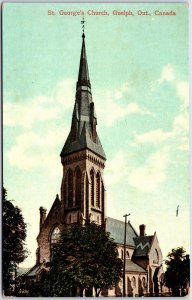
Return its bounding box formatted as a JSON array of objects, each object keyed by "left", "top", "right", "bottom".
[
  {"left": 164, "top": 247, "right": 190, "bottom": 296},
  {"left": 41, "top": 222, "right": 123, "bottom": 297},
  {"left": 2, "top": 187, "right": 28, "bottom": 295}
]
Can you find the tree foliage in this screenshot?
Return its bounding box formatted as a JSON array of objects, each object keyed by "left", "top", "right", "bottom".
[
  {"left": 164, "top": 247, "right": 190, "bottom": 296},
  {"left": 40, "top": 222, "right": 123, "bottom": 297},
  {"left": 2, "top": 187, "right": 28, "bottom": 295}
]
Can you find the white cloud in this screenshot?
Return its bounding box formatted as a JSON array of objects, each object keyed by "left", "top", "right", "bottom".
[
  {"left": 159, "top": 64, "right": 175, "bottom": 83},
  {"left": 134, "top": 128, "right": 173, "bottom": 144},
  {"left": 105, "top": 148, "right": 171, "bottom": 193},
  {"left": 151, "top": 64, "right": 175, "bottom": 90},
  {"left": 4, "top": 78, "right": 75, "bottom": 129},
  {"left": 133, "top": 77, "right": 189, "bottom": 151},
  {"left": 56, "top": 78, "right": 75, "bottom": 109},
  {"left": 95, "top": 83, "right": 152, "bottom": 127},
  {"left": 105, "top": 151, "right": 128, "bottom": 185},
  {"left": 6, "top": 127, "right": 68, "bottom": 171},
  {"left": 114, "top": 81, "right": 131, "bottom": 99},
  {"left": 173, "top": 113, "right": 188, "bottom": 132},
  {"left": 128, "top": 148, "right": 170, "bottom": 192},
  {"left": 176, "top": 81, "right": 189, "bottom": 109},
  {"left": 4, "top": 96, "right": 59, "bottom": 129}
]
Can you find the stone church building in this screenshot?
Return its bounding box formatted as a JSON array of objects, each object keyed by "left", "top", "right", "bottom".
[{"left": 24, "top": 31, "right": 164, "bottom": 296}]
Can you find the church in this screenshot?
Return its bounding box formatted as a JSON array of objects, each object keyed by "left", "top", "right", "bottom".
[{"left": 24, "top": 29, "right": 164, "bottom": 297}]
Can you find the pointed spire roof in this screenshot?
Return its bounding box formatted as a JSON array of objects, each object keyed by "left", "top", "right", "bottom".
[
  {"left": 60, "top": 31, "right": 106, "bottom": 160},
  {"left": 77, "top": 33, "right": 91, "bottom": 89}
]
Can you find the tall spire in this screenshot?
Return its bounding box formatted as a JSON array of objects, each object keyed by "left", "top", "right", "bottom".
[
  {"left": 77, "top": 30, "right": 91, "bottom": 89},
  {"left": 60, "top": 22, "right": 106, "bottom": 160}
]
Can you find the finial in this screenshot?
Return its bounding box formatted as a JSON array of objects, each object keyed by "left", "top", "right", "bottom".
[{"left": 81, "top": 16, "right": 86, "bottom": 38}]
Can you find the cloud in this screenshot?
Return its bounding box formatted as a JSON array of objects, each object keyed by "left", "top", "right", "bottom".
[
  {"left": 4, "top": 78, "right": 75, "bottom": 129},
  {"left": 158, "top": 64, "right": 175, "bottom": 83},
  {"left": 176, "top": 81, "right": 189, "bottom": 109},
  {"left": 114, "top": 81, "right": 131, "bottom": 99},
  {"left": 4, "top": 78, "right": 154, "bottom": 130},
  {"left": 55, "top": 78, "right": 75, "bottom": 109},
  {"left": 173, "top": 113, "right": 188, "bottom": 132},
  {"left": 134, "top": 78, "right": 189, "bottom": 151},
  {"left": 6, "top": 126, "right": 68, "bottom": 171},
  {"left": 105, "top": 151, "right": 128, "bottom": 185},
  {"left": 95, "top": 83, "right": 152, "bottom": 127},
  {"left": 105, "top": 148, "right": 171, "bottom": 193},
  {"left": 4, "top": 96, "right": 59, "bottom": 129},
  {"left": 128, "top": 148, "right": 170, "bottom": 192},
  {"left": 134, "top": 129, "right": 173, "bottom": 144},
  {"left": 151, "top": 64, "right": 175, "bottom": 90}
]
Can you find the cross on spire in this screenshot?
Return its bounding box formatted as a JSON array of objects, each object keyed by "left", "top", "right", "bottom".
[{"left": 81, "top": 16, "right": 86, "bottom": 37}]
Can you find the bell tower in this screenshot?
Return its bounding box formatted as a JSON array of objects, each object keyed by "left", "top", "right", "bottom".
[{"left": 60, "top": 31, "right": 106, "bottom": 226}]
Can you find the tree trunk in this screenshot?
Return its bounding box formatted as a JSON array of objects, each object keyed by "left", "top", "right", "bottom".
[{"left": 95, "top": 287, "right": 101, "bottom": 297}]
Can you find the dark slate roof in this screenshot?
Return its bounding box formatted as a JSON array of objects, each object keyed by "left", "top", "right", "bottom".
[
  {"left": 61, "top": 122, "right": 106, "bottom": 159},
  {"left": 77, "top": 34, "right": 91, "bottom": 89},
  {"left": 133, "top": 236, "right": 154, "bottom": 257},
  {"left": 106, "top": 217, "right": 138, "bottom": 247},
  {"left": 125, "top": 260, "right": 146, "bottom": 273},
  {"left": 17, "top": 267, "right": 31, "bottom": 276},
  {"left": 60, "top": 34, "right": 106, "bottom": 160},
  {"left": 23, "top": 264, "right": 41, "bottom": 277}
]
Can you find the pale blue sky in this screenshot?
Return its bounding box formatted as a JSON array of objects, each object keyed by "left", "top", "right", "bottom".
[{"left": 3, "top": 3, "right": 189, "bottom": 267}]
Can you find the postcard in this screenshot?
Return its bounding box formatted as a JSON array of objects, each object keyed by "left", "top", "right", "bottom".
[{"left": 2, "top": 2, "right": 189, "bottom": 297}]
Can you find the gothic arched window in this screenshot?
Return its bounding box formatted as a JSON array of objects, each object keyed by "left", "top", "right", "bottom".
[
  {"left": 142, "top": 277, "right": 146, "bottom": 288},
  {"left": 101, "top": 181, "right": 104, "bottom": 209},
  {"left": 86, "top": 173, "right": 89, "bottom": 219},
  {"left": 96, "top": 173, "right": 100, "bottom": 208},
  {"left": 90, "top": 169, "right": 94, "bottom": 206},
  {"left": 68, "top": 169, "right": 73, "bottom": 207},
  {"left": 75, "top": 168, "right": 81, "bottom": 207},
  {"left": 153, "top": 249, "right": 159, "bottom": 264},
  {"left": 132, "top": 276, "right": 136, "bottom": 288},
  {"left": 50, "top": 227, "right": 60, "bottom": 245}
]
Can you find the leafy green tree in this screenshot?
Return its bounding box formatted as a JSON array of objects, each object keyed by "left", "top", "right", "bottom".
[
  {"left": 164, "top": 247, "right": 190, "bottom": 296},
  {"left": 2, "top": 187, "right": 28, "bottom": 295},
  {"left": 41, "top": 222, "right": 123, "bottom": 297}
]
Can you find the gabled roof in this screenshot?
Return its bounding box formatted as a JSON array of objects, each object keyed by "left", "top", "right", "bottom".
[
  {"left": 17, "top": 267, "right": 31, "bottom": 277},
  {"left": 44, "top": 195, "right": 61, "bottom": 222},
  {"left": 133, "top": 235, "right": 154, "bottom": 257},
  {"left": 106, "top": 217, "right": 138, "bottom": 247},
  {"left": 125, "top": 260, "right": 147, "bottom": 273},
  {"left": 23, "top": 264, "right": 41, "bottom": 277}
]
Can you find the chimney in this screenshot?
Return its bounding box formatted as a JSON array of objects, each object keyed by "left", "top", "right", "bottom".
[
  {"left": 186, "top": 254, "right": 190, "bottom": 260},
  {"left": 39, "top": 207, "right": 47, "bottom": 230},
  {"left": 139, "top": 224, "right": 146, "bottom": 236}
]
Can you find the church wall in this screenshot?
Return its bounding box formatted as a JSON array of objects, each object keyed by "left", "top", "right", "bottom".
[
  {"left": 37, "top": 210, "right": 63, "bottom": 264},
  {"left": 108, "top": 273, "right": 148, "bottom": 297},
  {"left": 60, "top": 149, "right": 106, "bottom": 225},
  {"left": 148, "top": 234, "right": 163, "bottom": 267},
  {"left": 148, "top": 234, "right": 164, "bottom": 293},
  {"left": 117, "top": 244, "right": 135, "bottom": 260}
]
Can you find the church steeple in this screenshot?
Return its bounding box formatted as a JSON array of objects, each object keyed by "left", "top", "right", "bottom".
[
  {"left": 60, "top": 31, "right": 106, "bottom": 160},
  {"left": 77, "top": 33, "right": 91, "bottom": 89},
  {"left": 60, "top": 27, "right": 106, "bottom": 226}
]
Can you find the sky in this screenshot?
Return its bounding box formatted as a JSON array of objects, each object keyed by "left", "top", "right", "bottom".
[{"left": 3, "top": 2, "right": 189, "bottom": 268}]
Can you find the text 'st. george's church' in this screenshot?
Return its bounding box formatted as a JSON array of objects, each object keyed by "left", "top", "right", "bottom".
[{"left": 25, "top": 31, "right": 164, "bottom": 297}]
